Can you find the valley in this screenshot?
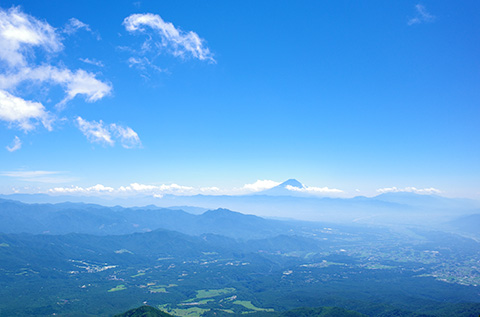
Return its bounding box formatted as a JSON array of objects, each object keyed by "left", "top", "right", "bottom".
[{"left": 0, "top": 197, "right": 479, "bottom": 316}]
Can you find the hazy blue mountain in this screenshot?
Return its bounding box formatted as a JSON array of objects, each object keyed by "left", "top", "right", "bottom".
[
  {"left": 446, "top": 213, "right": 480, "bottom": 237},
  {"left": 2, "top": 183, "right": 479, "bottom": 226},
  {"left": 165, "top": 206, "right": 209, "bottom": 215},
  {"left": 375, "top": 192, "right": 480, "bottom": 210},
  {"left": 0, "top": 199, "right": 293, "bottom": 239},
  {"left": 0, "top": 193, "right": 122, "bottom": 205},
  {"left": 142, "top": 193, "right": 470, "bottom": 225}
]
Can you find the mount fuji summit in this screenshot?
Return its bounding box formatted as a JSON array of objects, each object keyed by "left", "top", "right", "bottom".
[{"left": 258, "top": 179, "right": 307, "bottom": 196}]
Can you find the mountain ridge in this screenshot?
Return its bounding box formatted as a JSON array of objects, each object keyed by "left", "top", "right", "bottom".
[{"left": 1, "top": 184, "right": 479, "bottom": 225}]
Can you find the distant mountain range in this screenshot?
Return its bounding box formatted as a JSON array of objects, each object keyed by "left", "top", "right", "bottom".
[
  {"left": 1, "top": 179, "right": 479, "bottom": 225},
  {"left": 1, "top": 193, "right": 479, "bottom": 316},
  {"left": 0, "top": 198, "right": 295, "bottom": 238},
  {"left": 0, "top": 196, "right": 479, "bottom": 238}
]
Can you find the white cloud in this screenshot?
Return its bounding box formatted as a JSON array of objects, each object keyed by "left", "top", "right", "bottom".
[
  {"left": 119, "top": 183, "right": 195, "bottom": 195},
  {"left": 110, "top": 123, "right": 142, "bottom": 148},
  {"left": 79, "top": 58, "right": 104, "bottom": 67},
  {"left": 49, "top": 184, "right": 114, "bottom": 194},
  {"left": 76, "top": 117, "right": 141, "bottom": 148},
  {"left": 57, "top": 68, "right": 111, "bottom": 107},
  {"left": 123, "top": 13, "right": 215, "bottom": 62},
  {"left": 88, "top": 184, "right": 114, "bottom": 192},
  {"left": 0, "top": 6, "right": 62, "bottom": 67},
  {"left": 376, "top": 186, "right": 441, "bottom": 195},
  {"left": 117, "top": 183, "right": 221, "bottom": 195},
  {"left": 408, "top": 4, "right": 435, "bottom": 25},
  {"left": 50, "top": 183, "right": 222, "bottom": 196},
  {"left": 242, "top": 180, "right": 281, "bottom": 192},
  {"left": 6, "top": 135, "right": 21, "bottom": 152},
  {"left": 285, "top": 185, "right": 344, "bottom": 195},
  {"left": 159, "top": 183, "right": 194, "bottom": 192},
  {"left": 119, "top": 183, "right": 157, "bottom": 192},
  {"left": 0, "top": 89, "right": 53, "bottom": 131},
  {"left": 200, "top": 186, "right": 221, "bottom": 193},
  {"left": 76, "top": 116, "right": 114, "bottom": 146},
  {"left": 0, "top": 7, "right": 113, "bottom": 143},
  {"left": 49, "top": 186, "right": 85, "bottom": 193},
  {"left": 0, "top": 8, "right": 112, "bottom": 108},
  {"left": 51, "top": 182, "right": 200, "bottom": 196},
  {"left": 44, "top": 181, "right": 347, "bottom": 197}
]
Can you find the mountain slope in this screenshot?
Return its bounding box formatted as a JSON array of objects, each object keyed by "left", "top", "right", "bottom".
[{"left": 0, "top": 199, "right": 292, "bottom": 239}]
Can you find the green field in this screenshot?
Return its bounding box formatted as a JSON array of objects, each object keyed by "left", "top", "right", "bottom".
[
  {"left": 195, "top": 288, "right": 235, "bottom": 299},
  {"left": 233, "top": 300, "right": 274, "bottom": 312},
  {"left": 108, "top": 285, "right": 127, "bottom": 292},
  {"left": 166, "top": 306, "right": 210, "bottom": 316},
  {"left": 131, "top": 272, "right": 146, "bottom": 277}
]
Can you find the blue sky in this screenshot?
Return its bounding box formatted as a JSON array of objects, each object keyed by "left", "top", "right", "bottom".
[{"left": 0, "top": 0, "right": 479, "bottom": 198}]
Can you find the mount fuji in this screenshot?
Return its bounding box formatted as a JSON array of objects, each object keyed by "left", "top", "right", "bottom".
[{"left": 257, "top": 179, "right": 307, "bottom": 196}]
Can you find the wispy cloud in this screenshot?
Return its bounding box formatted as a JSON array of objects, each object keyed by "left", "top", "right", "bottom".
[
  {"left": 127, "top": 56, "right": 165, "bottom": 73},
  {"left": 123, "top": 13, "right": 215, "bottom": 63},
  {"left": 5, "top": 136, "right": 21, "bottom": 152},
  {"left": 63, "top": 18, "right": 91, "bottom": 35},
  {"left": 1, "top": 170, "right": 75, "bottom": 183},
  {"left": 0, "top": 7, "right": 129, "bottom": 152},
  {"left": 2, "top": 170, "right": 59, "bottom": 178},
  {"left": 76, "top": 117, "right": 114, "bottom": 146},
  {"left": 76, "top": 117, "right": 142, "bottom": 148},
  {"left": 110, "top": 123, "right": 142, "bottom": 149},
  {"left": 0, "top": 6, "right": 114, "bottom": 150},
  {"left": 408, "top": 4, "right": 435, "bottom": 26},
  {"left": 0, "top": 7, "right": 57, "bottom": 135},
  {"left": 376, "top": 186, "right": 441, "bottom": 195},
  {"left": 0, "top": 65, "right": 112, "bottom": 109},
  {"left": 63, "top": 18, "right": 101, "bottom": 40},
  {"left": 0, "top": 6, "right": 62, "bottom": 67},
  {"left": 79, "top": 58, "right": 104, "bottom": 67}
]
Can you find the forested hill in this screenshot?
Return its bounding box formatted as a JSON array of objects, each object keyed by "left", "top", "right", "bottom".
[{"left": 113, "top": 305, "right": 366, "bottom": 317}]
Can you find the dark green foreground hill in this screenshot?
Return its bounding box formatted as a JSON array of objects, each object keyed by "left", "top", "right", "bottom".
[
  {"left": 115, "top": 306, "right": 365, "bottom": 317},
  {"left": 114, "top": 305, "right": 174, "bottom": 317}
]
